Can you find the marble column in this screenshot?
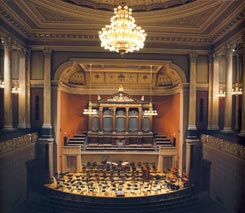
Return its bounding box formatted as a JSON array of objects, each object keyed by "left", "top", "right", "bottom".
[
  {"left": 239, "top": 43, "right": 245, "bottom": 137},
  {"left": 17, "top": 48, "right": 27, "bottom": 129},
  {"left": 187, "top": 53, "right": 198, "bottom": 138},
  {"left": 41, "top": 49, "right": 52, "bottom": 137},
  {"left": 179, "top": 84, "right": 189, "bottom": 176},
  {"left": 207, "top": 54, "right": 220, "bottom": 130},
  {"left": 25, "top": 49, "right": 31, "bottom": 131},
  {"left": 1, "top": 37, "right": 14, "bottom": 131},
  {"left": 222, "top": 44, "right": 234, "bottom": 133},
  {"left": 234, "top": 51, "right": 241, "bottom": 131}
]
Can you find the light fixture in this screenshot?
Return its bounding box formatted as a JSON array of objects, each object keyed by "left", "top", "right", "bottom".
[
  {"left": 0, "top": 73, "right": 4, "bottom": 88},
  {"left": 144, "top": 65, "right": 157, "bottom": 116},
  {"left": 217, "top": 87, "right": 226, "bottom": 98},
  {"left": 83, "top": 64, "right": 98, "bottom": 115},
  {"left": 12, "top": 81, "right": 21, "bottom": 94},
  {"left": 232, "top": 87, "right": 242, "bottom": 95},
  {"left": 217, "top": 86, "right": 243, "bottom": 97},
  {"left": 98, "top": 1, "right": 146, "bottom": 57},
  {"left": 0, "top": 80, "right": 4, "bottom": 88}
]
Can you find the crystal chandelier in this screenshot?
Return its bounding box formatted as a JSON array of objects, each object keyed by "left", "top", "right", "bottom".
[
  {"left": 83, "top": 64, "right": 98, "bottom": 115},
  {"left": 144, "top": 65, "right": 157, "bottom": 116},
  {"left": 99, "top": 1, "right": 146, "bottom": 57}
]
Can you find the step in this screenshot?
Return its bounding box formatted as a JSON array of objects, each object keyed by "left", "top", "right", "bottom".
[
  {"left": 155, "top": 138, "right": 170, "bottom": 141},
  {"left": 68, "top": 141, "right": 84, "bottom": 145},
  {"left": 73, "top": 134, "right": 86, "bottom": 138},
  {"left": 69, "top": 139, "right": 85, "bottom": 142}
]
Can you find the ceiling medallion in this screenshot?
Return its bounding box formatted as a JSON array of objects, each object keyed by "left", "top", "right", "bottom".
[{"left": 99, "top": 1, "right": 146, "bottom": 57}]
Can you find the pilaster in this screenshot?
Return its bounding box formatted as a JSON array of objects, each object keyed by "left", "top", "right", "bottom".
[
  {"left": 17, "top": 48, "right": 27, "bottom": 129},
  {"left": 207, "top": 53, "right": 220, "bottom": 130},
  {"left": 239, "top": 42, "right": 245, "bottom": 138},
  {"left": 222, "top": 44, "right": 235, "bottom": 133},
  {"left": 41, "top": 48, "right": 53, "bottom": 137},
  {"left": 1, "top": 37, "right": 14, "bottom": 131},
  {"left": 187, "top": 52, "right": 197, "bottom": 138}
]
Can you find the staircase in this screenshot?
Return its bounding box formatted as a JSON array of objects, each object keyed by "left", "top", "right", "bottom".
[
  {"left": 154, "top": 134, "right": 173, "bottom": 147},
  {"left": 67, "top": 134, "right": 87, "bottom": 147}
]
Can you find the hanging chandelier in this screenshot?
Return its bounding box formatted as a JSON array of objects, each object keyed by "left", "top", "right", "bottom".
[
  {"left": 144, "top": 65, "right": 157, "bottom": 116},
  {"left": 83, "top": 64, "right": 98, "bottom": 115},
  {"left": 98, "top": 1, "right": 147, "bottom": 57}
]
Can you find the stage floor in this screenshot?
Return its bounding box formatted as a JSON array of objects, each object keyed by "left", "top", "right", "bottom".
[{"left": 47, "top": 162, "right": 189, "bottom": 198}]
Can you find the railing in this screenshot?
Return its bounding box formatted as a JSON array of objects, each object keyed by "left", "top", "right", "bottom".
[
  {"left": 200, "top": 134, "right": 245, "bottom": 159},
  {"left": 0, "top": 132, "right": 38, "bottom": 155}
]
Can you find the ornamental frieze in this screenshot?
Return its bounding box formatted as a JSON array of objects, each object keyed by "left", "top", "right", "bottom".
[
  {"left": 201, "top": 134, "right": 245, "bottom": 159},
  {"left": 0, "top": 133, "right": 38, "bottom": 155}
]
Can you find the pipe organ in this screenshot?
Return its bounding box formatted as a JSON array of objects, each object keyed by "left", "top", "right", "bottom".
[{"left": 86, "top": 91, "right": 155, "bottom": 145}]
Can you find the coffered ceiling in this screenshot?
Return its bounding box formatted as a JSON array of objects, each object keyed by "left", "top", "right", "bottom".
[{"left": 0, "top": 0, "right": 244, "bottom": 52}]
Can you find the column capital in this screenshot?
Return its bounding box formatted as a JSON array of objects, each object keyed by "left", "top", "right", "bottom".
[
  {"left": 42, "top": 48, "right": 52, "bottom": 58},
  {"left": 1, "top": 36, "right": 12, "bottom": 49},
  {"left": 189, "top": 52, "right": 198, "bottom": 61},
  {"left": 224, "top": 43, "right": 236, "bottom": 55},
  {"left": 17, "top": 47, "right": 28, "bottom": 57}
]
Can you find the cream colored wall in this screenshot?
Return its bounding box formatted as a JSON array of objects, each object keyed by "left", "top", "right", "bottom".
[
  {"left": 31, "top": 51, "right": 44, "bottom": 80},
  {"left": 11, "top": 50, "right": 19, "bottom": 79},
  {"left": 219, "top": 55, "right": 226, "bottom": 84},
  {"left": 197, "top": 56, "right": 208, "bottom": 83},
  {"left": 80, "top": 153, "right": 159, "bottom": 167}
]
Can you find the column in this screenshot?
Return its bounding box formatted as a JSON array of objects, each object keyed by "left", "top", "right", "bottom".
[
  {"left": 99, "top": 106, "right": 103, "bottom": 132},
  {"left": 1, "top": 37, "right": 14, "bottom": 131},
  {"left": 222, "top": 44, "right": 234, "bottom": 133},
  {"left": 179, "top": 84, "right": 189, "bottom": 176},
  {"left": 234, "top": 51, "right": 240, "bottom": 131},
  {"left": 239, "top": 42, "right": 245, "bottom": 136},
  {"left": 112, "top": 107, "right": 116, "bottom": 133},
  {"left": 185, "top": 139, "right": 200, "bottom": 181},
  {"left": 25, "top": 49, "right": 31, "bottom": 131},
  {"left": 157, "top": 154, "right": 163, "bottom": 173},
  {"left": 17, "top": 48, "right": 26, "bottom": 129},
  {"left": 207, "top": 54, "right": 220, "bottom": 130},
  {"left": 41, "top": 49, "right": 52, "bottom": 137},
  {"left": 187, "top": 53, "right": 198, "bottom": 138},
  {"left": 138, "top": 107, "right": 142, "bottom": 133},
  {"left": 88, "top": 102, "right": 92, "bottom": 132},
  {"left": 148, "top": 103, "right": 153, "bottom": 132},
  {"left": 125, "top": 107, "right": 129, "bottom": 133}
]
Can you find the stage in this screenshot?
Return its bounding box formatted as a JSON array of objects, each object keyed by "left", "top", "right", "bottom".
[{"left": 46, "top": 161, "right": 190, "bottom": 198}]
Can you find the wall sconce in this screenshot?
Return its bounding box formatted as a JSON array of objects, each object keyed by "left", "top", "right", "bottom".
[
  {"left": 232, "top": 87, "right": 242, "bottom": 95},
  {"left": 12, "top": 81, "right": 21, "bottom": 94}
]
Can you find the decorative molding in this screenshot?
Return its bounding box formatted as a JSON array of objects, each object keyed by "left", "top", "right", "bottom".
[
  {"left": 62, "top": 146, "right": 81, "bottom": 155},
  {"left": 201, "top": 134, "right": 245, "bottom": 159},
  {"left": 0, "top": 133, "right": 38, "bottom": 155}
]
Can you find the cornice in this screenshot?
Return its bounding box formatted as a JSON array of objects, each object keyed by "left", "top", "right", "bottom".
[{"left": 0, "top": 0, "right": 243, "bottom": 53}]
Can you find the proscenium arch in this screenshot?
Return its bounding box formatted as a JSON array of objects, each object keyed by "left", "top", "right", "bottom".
[{"left": 54, "top": 59, "right": 187, "bottom": 94}]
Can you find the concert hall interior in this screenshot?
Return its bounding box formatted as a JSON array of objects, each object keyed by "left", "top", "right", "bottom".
[{"left": 0, "top": 0, "right": 244, "bottom": 213}]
